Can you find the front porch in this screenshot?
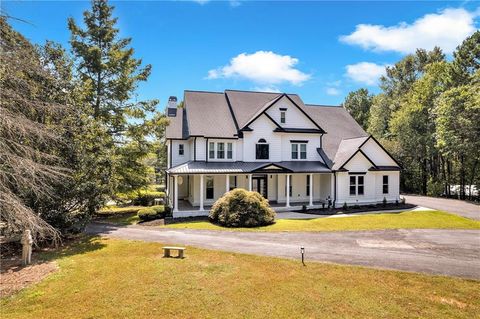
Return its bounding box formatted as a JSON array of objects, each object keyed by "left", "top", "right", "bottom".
[{"left": 167, "top": 172, "right": 333, "bottom": 218}]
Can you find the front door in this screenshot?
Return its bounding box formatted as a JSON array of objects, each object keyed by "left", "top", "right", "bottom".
[{"left": 252, "top": 175, "right": 268, "bottom": 199}]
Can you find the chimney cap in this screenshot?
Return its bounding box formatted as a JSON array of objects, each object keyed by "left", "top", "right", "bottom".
[{"left": 168, "top": 96, "right": 177, "bottom": 102}]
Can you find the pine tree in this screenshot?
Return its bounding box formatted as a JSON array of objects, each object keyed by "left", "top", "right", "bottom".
[{"left": 68, "top": 0, "right": 158, "bottom": 199}]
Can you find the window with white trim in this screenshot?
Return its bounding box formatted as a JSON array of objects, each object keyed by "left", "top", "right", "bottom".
[
  {"left": 382, "top": 175, "right": 389, "bottom": 194},
  {"left": 217, "top": 142, "right": 225, "bottom": 159},
  {"left": 256, "top": 138, "right": 269, "bottom": 160},
  {"left": 291, "top": 143, "right": 307, "bottom": 159},
  {"left": 209, "top": 142, "right": 215, "bottom": 159},
  {"left": 227, "top": 143, "right": 233, "bottom": 159},
  {"left": 280, "top": 111, "right": 286, "bottom": 124},
  {"left": 349, "top": 175, "right": 364, "bottom": 196},
  {"left": 178, "top": 144, "right": 184, "bottom": 156},
  {"left": 206, "top": 176, "right": 214, "bottom": 199}
]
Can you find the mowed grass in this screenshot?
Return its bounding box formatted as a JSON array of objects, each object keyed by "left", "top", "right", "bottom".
[
  {"left": 1, "top": 237, "right": 479, "bottom": 319},
  {"left": 165, "top": 210, "right": 480, "bottom": 232}
]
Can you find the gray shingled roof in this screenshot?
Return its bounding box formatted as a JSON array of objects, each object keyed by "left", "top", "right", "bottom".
[
  {"left": 184, "top": 91, "right": 238, "bottom": 138},
  {"left": 331, "top": 136, "right": 370, "bottom": 170},
  {"left": 165, "top": 107, "right": 185, "bottom": 139},
  {"left": 305, "top": 104, "right": 368, "bottom": 163},
  {"left": 165, "top": 90, "right": 369, "bottom": 167},
  {"left": 167, "top": 161, "right": 330, "bottom": 174}
]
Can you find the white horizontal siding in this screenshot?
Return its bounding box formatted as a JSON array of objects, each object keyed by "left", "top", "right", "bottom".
[
  {"left": 361, "top": 138, "right": 397, "bottom": 166},
  {"left": 266, "top": 96, "right": 316, "bottom": 129}
]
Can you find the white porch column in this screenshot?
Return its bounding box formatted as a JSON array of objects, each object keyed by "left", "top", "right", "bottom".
[
  {"left": 286, "top": 174, "right": 290, "bottom": 207},
  {"left": 248, "top": 174, "right": 252, "bottom": 191},
  {"left": 199, "top": 174, "right": 204, "bottom": 211},
  {"left": 173, "top": 175, "right": 179, "bottom": 212},
  {"left": 309, "top": 173, "right": 313, "bottom": 207},
  {"left": 225, "top": 174, "right": 230, "bottom": 193}
]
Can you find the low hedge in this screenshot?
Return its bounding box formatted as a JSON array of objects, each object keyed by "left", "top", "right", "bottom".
[
  {"left": 133, "top": 190, "right": 165, "bottom": 206},
  {"left": 97, "top": 206, "right": 145, "bottom": 215},
  {"left": 209, "top": 189, "right": 276, "bottom": 227},
  {"left": 137, "top": 205, "right": 165, "bottom": 221}
]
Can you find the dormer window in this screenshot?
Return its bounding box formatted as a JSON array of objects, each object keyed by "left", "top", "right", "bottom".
[
  {"left": 178, "top": 144, "right": 184, "bottom": 156},
  {"left": 256, "top": 138, "right": 269, "bottom": 160}
]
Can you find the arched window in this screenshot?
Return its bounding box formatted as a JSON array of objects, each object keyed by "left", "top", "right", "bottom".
[{"left": 256, "top": 138, "right": 269, "bottom": 159}]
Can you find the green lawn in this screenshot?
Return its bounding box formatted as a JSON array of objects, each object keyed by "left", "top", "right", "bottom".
[
  {"left": 165, "top": 210, "right": 480, "bottom": 232},
  {"left": 1, "top": 237, "right": 479, "bottom": 318}
]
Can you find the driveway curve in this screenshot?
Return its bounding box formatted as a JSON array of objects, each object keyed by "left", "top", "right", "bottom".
[
  {"left": 86, "top": 223, "right": 480, "bottom": 280},
  {"left": 403, "top": 195, "right": 480, "bottom": 220}
]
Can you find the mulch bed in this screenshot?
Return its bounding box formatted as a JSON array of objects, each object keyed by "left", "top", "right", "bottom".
[
  {"left": 300, "top": 203, "right": 417, "bottom": 215},
  {"left": 1, "top": 254, "right": 58, "bottom": 298}
]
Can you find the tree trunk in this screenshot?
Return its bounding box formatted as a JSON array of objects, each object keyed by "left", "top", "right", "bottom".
[
  {"left": 468, "top": 159, "right": 478, "bottom": 200},
  {"left": 422, "top": 158, "right": 428, "bottom": 195},
  {"left": 460, "top": 155, "right": 466, "bottom": 200}
]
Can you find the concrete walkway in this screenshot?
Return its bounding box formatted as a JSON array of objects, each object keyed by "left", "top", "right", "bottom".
[
  {"left": 403, "top": 195, "right": 480, "bottom": 220},
  {"left": 86, "top": 222, "right": 480, "bottom": 279}
]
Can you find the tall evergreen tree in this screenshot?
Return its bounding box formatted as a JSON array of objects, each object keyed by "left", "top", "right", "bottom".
[{"left": 68, "top": 0, "right": 158, "bottom": 205}]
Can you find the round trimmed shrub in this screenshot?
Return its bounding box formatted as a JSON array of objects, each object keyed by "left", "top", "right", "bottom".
[{"left": 209, "top": 189, "right": 276, "bottom": 227}]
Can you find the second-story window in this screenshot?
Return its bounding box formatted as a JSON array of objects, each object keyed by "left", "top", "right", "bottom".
[
  {"left": 227, "top": 143, "right": 233, "bottom": 159},
  {"left": 291, "top": 143, "right": 307, "bottom": 159},
  {"left": 256, "top": 138, "right": 269, "bottom": 160},
  {"left": 280, "top": 111, "right": 286, "bottom": 124},
  {"left": 178, "top": 144, "right": 184, "bottom": 156},
  {"left": 300, "top": 144, "right": 307, "bottom": 159},
  {"left": 209, "top": 142, "right": 215, "bottom": 159},
  {"left": 217, "top": 142, "right": 225, "bottom": 159}
]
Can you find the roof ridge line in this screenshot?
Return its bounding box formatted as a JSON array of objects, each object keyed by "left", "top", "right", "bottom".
[
  {"left": 305, "top": 103, "right": 341, "bottom": 108},
  {"left": 341, "top": 135, "right": 370, "bottom": 141},
  {"left": 225, "top": 88, "right": 299, "bottom": 96},
  {"left": 184, "top": 90, "right": 224, "bottom": 94}
]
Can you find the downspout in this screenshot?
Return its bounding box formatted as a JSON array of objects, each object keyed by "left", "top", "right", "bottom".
[
  {"left": 206, "top": 138, "right": 208, "bottom": 162},
  {"left": 333, "top": 171, "right": 337, "bottom": 208},
  {"left": 169, "top": 140, "right": 172, "bottom": 169},
  {"left": 194, "top": 137, "right": 197, "bottom": 161}
]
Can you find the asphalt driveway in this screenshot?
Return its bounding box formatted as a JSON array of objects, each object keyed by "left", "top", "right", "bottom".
[
  {"left": 86, "top": 223, "right": 480, "bottom": 279},
  {"left": 403, "top": 195, "right": 480, "bottom": 220}
]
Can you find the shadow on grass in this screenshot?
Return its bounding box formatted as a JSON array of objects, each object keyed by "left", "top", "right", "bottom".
[{"left": 39, "top": 235, "right": 106, "bottom": 262}]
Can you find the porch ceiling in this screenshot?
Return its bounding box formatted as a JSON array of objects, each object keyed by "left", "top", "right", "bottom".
[{"left": 167, "top": 161, "right": 331, "bottom": 174}]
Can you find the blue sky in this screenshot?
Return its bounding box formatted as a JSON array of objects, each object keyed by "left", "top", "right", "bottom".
[{"left": 2, "top": 1, "right": 479, "bottom": 110}]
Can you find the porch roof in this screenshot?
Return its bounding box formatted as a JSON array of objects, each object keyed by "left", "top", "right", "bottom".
[{"left": 166, "top": 161, "right": 331, "bottom": 174}]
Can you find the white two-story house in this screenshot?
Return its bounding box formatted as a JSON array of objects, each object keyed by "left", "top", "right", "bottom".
[{"left": 165, "top": 90, "right": 401, "bottom": 217}]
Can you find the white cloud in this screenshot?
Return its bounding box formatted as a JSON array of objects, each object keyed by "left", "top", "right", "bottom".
[
  {"left": 207, "top": 51, "right": 311, "bottom": 85},
  {"left": 229, "top": 0, "right": 241, "bottom": 7},
  {"left": 340, "top": 8, "right": 478, "bottom": 54},
  {"left": 253, "top": 86, "right": 281, "bottom": 93},
  {"left": 326, "top": 87, "right": 341, "bottom": 96},
  {"left": 191, "top": 0, "right": 210, "bottom": 4},
  {"left": 345, "top": 62, "right": 387, "bottom": 85}
]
